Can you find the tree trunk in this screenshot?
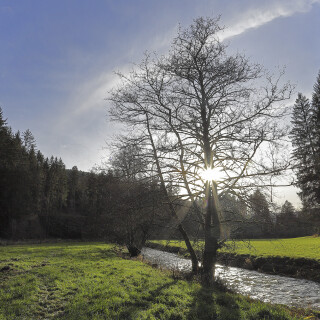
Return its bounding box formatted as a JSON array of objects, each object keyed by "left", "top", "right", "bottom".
[
  {"left": 202, "top": 181, "right": 220, "bottom": 286},
  {"left": 126, "top": 225, "right": 149, "bottom": 257},
  {"left": 146, "top": 114, "right": 199, "bottom": 273},
  {"left": 127, "top": 245, "right": 141, "bottom": 257},
  {"left": 178, "top": 224, "right": 199, "bottom": 274}
]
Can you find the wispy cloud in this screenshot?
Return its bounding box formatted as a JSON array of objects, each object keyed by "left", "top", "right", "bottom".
[
  {"left": 219, "top": 0, "right": 320, "bottom": 40},
  {"left": 58, "top": 22, "right": 178, "bottom": 124},
  {"left": 51, "top": 0, "right": 320, "bottom": 170},
  {"left": 63, "top": 0, "right": 320, "bottom": 123}
]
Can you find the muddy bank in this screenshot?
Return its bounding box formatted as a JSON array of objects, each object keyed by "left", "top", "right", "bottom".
[{"left": 146, "top": 242, "right": 320, "bottom": 283}]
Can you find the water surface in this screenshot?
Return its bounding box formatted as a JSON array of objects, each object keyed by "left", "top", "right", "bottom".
[{"left": 142, "top": 247, "right": 320, "bottom": 310}]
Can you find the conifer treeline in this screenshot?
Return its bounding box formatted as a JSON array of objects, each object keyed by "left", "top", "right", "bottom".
[{"left": 0, "top": 108, "right": 163, "bottom": 240}]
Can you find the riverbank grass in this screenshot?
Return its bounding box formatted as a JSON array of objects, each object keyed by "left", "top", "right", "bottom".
[
  {"left": 152, "top": 236, "right": 320, "bottom": 260},
  {"left": 0, "top": 242, "right": 318, "bottom": 319}
]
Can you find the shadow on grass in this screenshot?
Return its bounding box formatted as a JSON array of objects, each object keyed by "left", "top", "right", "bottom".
[
  {"left": 53, "top": 247, "right": 118, "bottom": 262},
  {"left": 61, "top": 279, "right": 180, "bottom": 320},
  {"left": 187, "top": 285, "right": 241, "bottom": 320},
  {"left": 117, "top": 280, "right": 179, "bottom": 319}
]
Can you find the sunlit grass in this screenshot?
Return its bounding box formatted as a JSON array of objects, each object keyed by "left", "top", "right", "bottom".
[
  {"left": 152, "top": 236, "right": 320, "bottom": 261},
  {"left": 0, "top": 242, "right": 318, "bottom": 319},
  {"left": 223, "top": 236, "right": 320, "bottom": 260}
]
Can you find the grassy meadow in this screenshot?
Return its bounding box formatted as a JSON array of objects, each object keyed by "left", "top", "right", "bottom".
[
  {"left": 152, "top": 236, "right": 320, "bottom": 261},
  {"left": 0, "top": 242, "right": 318, "bottom": 320}
]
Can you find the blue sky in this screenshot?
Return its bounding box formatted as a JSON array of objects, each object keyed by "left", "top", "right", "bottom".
[{"left": 1, "top": 0, "right": 320, "bottom": 207}]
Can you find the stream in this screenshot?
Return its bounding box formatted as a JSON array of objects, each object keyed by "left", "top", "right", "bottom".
[{"left": 141, "top": 247, "right": 320, "bottom": 310}]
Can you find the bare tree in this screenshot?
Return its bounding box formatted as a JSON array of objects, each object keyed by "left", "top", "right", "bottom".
[
  {"left": 108, "top": 17, "right": 293, "bottom": 286},
  {"left": 109, "top": 138, "right": 168, "bottom": 256}
]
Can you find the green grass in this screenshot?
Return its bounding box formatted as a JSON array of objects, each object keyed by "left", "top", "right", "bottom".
[
  {"left": 152, "top": 236, "right": 320, "bottom": 261},
  {"left": 222, "top": 236, "right": 320, "bottom": 260},
  {"left": 0, "top": 242, "right": 317, "bottom": 319}
]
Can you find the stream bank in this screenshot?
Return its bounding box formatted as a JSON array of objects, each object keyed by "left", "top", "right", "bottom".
[
  {"left": 146, "top": 242, "right": 320, "bottom": 283},
  {"left": 142, "top": 247, "right": 320, "bottom": 310}
]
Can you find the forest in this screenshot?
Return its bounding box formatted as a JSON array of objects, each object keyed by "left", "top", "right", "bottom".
[
  {"left": 0, "top": 109, "right": 166, "bottom": 245},
  {"left": 0, "top": 100, "right": 319, "bottom": 245}
]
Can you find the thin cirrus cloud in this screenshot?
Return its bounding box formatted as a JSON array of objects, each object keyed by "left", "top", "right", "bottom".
[
  {"left": 63, "top": 0, "right": 319, "bottom": 122},
  {"left": 53, "top": 0, "right": 319, "bottom": 173},
  {"left": 53, "top": 27, "right": 179, "bottom": 170},
  {"left": 58, "top": 24, "right": 179, "bottom": 121},
  {"left": 220, "top": 0, "right": 320, "bottom": 40},
  {"left": 81, "top": 0, "right": 320, "bottom": 109}
]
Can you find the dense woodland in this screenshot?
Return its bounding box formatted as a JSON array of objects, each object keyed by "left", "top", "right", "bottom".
[
  {"left": 0, "top": 109, "right": 169, "bottom": 244},
  {"left": 0, "top": 101, "right": 319, "bottom": 243}
]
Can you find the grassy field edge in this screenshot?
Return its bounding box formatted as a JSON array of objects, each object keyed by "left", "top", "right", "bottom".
[
  {"left": 148, "top": 237, "right": 320, "bottom": 283},
  {"left": 1, "top": 242, "right": 319, "bottom": 319}
]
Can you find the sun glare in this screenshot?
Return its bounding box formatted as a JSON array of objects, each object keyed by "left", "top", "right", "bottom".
[{"left": 200, "top": 168, "right": 221, "bottom": 181}]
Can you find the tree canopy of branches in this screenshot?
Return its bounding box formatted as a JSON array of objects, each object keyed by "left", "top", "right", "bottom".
[
  {"left": 108, "top": 139, "right": 168, "bottom": 256},
  {"left": 109, "top": 17, "right": 293, "bottom": 285},
  {"left": 290, "top": 71, "right": 320, "bottom": 208}
]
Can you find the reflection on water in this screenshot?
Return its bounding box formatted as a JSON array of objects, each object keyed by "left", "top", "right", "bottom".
[{"left": 142, "top": 247, "right": 320, "bottom": 310}]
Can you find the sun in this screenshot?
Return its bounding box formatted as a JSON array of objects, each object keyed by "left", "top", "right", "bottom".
[{"left": 199, "top": 167, "right": 222, "bottom": 182}]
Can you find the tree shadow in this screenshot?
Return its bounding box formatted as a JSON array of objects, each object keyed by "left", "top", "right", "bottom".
[
  {"left": 117, "top": 279, "right": 179, "bottom": 319},
  {"left": 187, "top": 284, "right": 241, "bottom": 320},
  {"left": 148, "top": 279, "right": 178, "bottom": 297}
]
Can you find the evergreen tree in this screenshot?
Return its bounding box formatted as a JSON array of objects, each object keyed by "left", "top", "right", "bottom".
[
  {"left": 290, "top": 73, "right": 320, "bottom": 207},
  {"left": 0, "top": 107, "right": 10, "bottom": 168},
  {"left": 312, "top": 71, "right": 320, "bottom": 132},
  {"left": 0, "top": 106, "right": 164, "bottom": 240},
  {"left": 67, "top": 166, "right": 79, "bottom": 211},
  {"left": 275, "top": 200, "right": 305, "bottom": 237},
  {"left": 249, "top": 189, "right": 273, "bottom": 236},
  {"left": 0, "top": 107, "right": 7, "bottom": 132},
  {"left": 311, "top": 71, "right": 320, "bottom": 204},
  {"left": 22, "top": 129, "right": 36, "bottom": 152},
  {"left": 0, "top": 107, "right": 11, "bottom": 236},
  {"left": 279, "top": 200, "right": 296, "bottom": 219}
]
